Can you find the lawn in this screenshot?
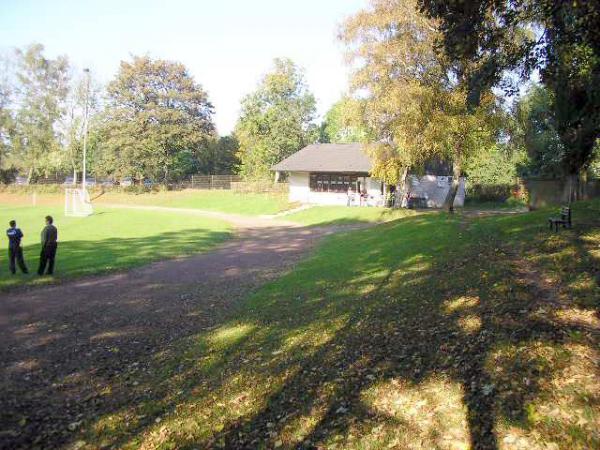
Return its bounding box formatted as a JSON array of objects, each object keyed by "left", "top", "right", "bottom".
[
  {"left": 80, "top": 199, "right": 599, "bottom": 449},
  {"left": 94, "top": 190, "right": 293, "bottom": 216},
  {"left": 286, "top": 205, "right": 417, "bottom": 226},
  {"left": 0, "top": 205, "right": 231, "bottom": 290}
]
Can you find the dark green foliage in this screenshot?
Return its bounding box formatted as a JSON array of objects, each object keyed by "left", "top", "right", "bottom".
[
  {"left": 97, "top": 55, "right": 215, "bottom": 182},
  {"left": 235, "top": 58, "right": 317, "bottom": 180},
  {"left": 418, "top": 0, "right": 600, "bottom": 182},
  {"left": 512, "top": 85, "right": 564, "bottom": 178}
]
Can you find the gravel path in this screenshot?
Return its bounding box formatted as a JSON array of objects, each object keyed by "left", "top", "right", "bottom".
[{"left": 0, "top": 207, "right": 366, "bottom": 449}]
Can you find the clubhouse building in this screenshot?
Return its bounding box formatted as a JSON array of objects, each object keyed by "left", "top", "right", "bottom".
[{"left": 272, "top": 143, "right": 465, "bottom": 208}]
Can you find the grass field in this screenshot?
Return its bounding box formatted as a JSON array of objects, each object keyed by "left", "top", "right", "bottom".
[
  {"left": 285, "top": 205, "right": 418, "bottom": 226},
  {"left": 0, "top": 190, "right": 293, "bottom": 216},
  {"left": 94, "top": 190, "right": 293, "bottom": 216},
  {"left": 0, "top": 205, "right": 231, "bottom": 290},
  {"left": 80, "top": 199, "right": 599, "bottom": 449}
]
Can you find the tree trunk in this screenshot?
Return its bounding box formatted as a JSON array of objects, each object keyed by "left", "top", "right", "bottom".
[
  {"left": 394, "top": 167, "right": 408, "bottom": 208},
  {"left": 443, "top": 159, "right": 462, "bottom": 213},
  {"left": 26, "top": 167, "right": 34, "bottom": 185},
  {"left": 564, "top": 171, "right": 587, "bottom": 204}
]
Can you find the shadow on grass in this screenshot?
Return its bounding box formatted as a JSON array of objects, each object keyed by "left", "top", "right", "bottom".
[
  {"left": 0, "top": 227, "right": 231, "bottom": 291},
  {"left": 1, "top": 203, "right": 598, "bottom": 449}
]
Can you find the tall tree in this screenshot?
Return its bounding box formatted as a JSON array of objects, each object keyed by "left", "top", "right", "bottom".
[
  {"left": 61, "top": 70, "right": 102, "bottom": 183},
  {"left": 341, "top": 0, "right": 503, "bottom": 211},
  {"left": 418, "top": 0, "right": 600, "bottom": 198},
  {"left": 319, "top": 96, "right": 370, "bottom": 144},
  {"left": 512, "top": 84, "right": 564, "bottom": 178},
  {"left": 12, "top": 44, "right": 70, "bottom": 182},
  {"left": 235, "top": 58, "right": 317, "bottom": 180},
  {"left": 0, "top": 53, "right": 15, "bottom": 181},
  {"left": 340, "top": 0, "right": 444, "bottom": 204},
  {"left": 98, "top": 55, "right": 215, "bottom": 182}
]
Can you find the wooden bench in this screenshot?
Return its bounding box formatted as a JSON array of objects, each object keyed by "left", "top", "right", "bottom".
[{"left": 548, "top": 206, "right": 572, "bottom": 231}]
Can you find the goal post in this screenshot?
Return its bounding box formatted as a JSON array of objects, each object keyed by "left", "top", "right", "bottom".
[{"left": 65, "top": 188, "right": 93, "bottom": 217}]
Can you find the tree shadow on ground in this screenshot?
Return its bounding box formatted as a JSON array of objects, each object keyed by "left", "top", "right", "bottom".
[{"left": 0, "top": 222, "right": 362, "bottom": 449}]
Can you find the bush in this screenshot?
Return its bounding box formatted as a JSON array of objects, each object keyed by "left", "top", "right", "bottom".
[{"left": 466, "top": 183, "right": 516, "bottom": 202}]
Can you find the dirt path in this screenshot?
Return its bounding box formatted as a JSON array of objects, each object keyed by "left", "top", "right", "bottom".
[{"left": 0, "top": 207, "right": 367, "bottom": 449}]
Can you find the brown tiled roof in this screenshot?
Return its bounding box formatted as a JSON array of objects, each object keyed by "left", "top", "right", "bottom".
[{"left": 272, "top": 143, "right": 372, "bottom": 173}]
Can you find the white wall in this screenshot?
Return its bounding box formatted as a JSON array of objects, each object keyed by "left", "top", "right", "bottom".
[
  {"left": 288, "top": 172, "right": 465, "bottom": 207},
  {"left": 288, "top": 172, "right": 310, "bottom": 203},
  {"left": 405, "top": 175, "right": 465, "bottom": 207},
  {"left": 288, "top": 172, "right": 384, "bottom": 206}
]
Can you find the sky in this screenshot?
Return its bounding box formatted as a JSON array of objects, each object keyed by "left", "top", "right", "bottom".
[{"left": 0, "top": 0, "right": 368, "bottom": 134}]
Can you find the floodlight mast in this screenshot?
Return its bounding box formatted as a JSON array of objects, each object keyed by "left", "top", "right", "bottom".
[{"left": 82, "top": 68, "right": 90, "bottom": 192}]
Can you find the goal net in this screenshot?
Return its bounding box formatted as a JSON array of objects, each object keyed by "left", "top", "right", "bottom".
[{"left": 65, "top": 188, "right": 93, "bottom": 217}]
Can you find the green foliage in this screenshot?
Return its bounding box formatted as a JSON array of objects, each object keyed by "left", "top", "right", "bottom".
[
  {"left": 340, "top": 0, "right": 444, "bottom": 185},
  {"left": 319, "top": 96, "right": 370, "bottom": 144},
  {"left": 341, "top": 0, "right": 501, "bottom": 212},
  {"left": 200, "top": 135, "right": 240, "bottom": 175},
  {"left": 97, "top": 55, "right": 215, "bottom": 182},
  {"left": 235, "top": 58, "right": 317, "bottom": 180},
  {"left": 511, "top": 84, "right": 564, "bottom": 178},
  {"left": 10, "top": 44, "right": 70, "bottom": 181},
  {"left": 464, "top": 144, "right": 526, "bottom": 187},
  {"left": 419, "top": 0, "right": 600, "bottom": 180}
]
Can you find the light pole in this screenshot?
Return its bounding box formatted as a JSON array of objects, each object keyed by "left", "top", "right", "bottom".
[{"left": 82, "top": 68, "right": 90, "bottom": 192}]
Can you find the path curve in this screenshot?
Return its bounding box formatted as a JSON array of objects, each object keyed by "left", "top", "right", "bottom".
[{"left": 0, "top": 205, "right": 368, "bottom": 449}]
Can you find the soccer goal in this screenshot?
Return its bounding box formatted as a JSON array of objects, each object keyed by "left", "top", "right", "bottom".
[{"left": 65, "top": 188, "right": 93, "bottom": 217}]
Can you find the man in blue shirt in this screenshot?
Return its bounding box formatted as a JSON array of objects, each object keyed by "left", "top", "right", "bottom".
[{"left": 7, "top": 220, "right": 29, "bottom": 275}]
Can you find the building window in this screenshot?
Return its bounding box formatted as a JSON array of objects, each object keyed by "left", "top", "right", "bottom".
[{"left": 309, "top": 173, "right": 359, "bottom": 193}]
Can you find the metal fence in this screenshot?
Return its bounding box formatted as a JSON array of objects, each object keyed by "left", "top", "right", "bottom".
[
  {"left": 178, "top": 175, "right": 242, "bottom": 190},
  {"left": 4, "top": 175, "right": 243, "bottom": 190},
  {"left": 231, "top": 181, "right": 289, "bottom": 194}
]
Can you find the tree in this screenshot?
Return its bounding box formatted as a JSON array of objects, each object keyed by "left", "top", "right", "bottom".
[
  {"left": 201, "top": 136, "right": 240, "bottom": 175},
  {"left": 511, "top": 84, "right": 563, "bottom": 178},
  {"left": 61, "top": 70, "right": 102, "bottom": 183},
  {"left": 98, "top": 55, "right": 215, "bottom": 182},
  {"left": 235, "top": 58, "right": 317, "bottom": 180},
  {"left": 319, "top": 96, "right": 370, "bottom": 144},
  {"left": 418, "top": 1, "right": 600, "bottom": 199},
  {"left": 341, "top": 0, "right": 503, "bottom": 211},
  {"left": 340, "top": 0, "right": 445, "bottom": 205},
  {"left": 11, "top": 44, "right": 70, "bottom": 182},
  {"left": 0, "top": 53, "right": 15, "bottom": 182}
]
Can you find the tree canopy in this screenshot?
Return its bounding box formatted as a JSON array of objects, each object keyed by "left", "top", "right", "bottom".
[
  {"left": 319, "top": 96, "right": 370, "bottom": 144},
  {"left": 418, "top": 0, "right": 600, "bottom": 193},
  {"left": 10, "top": 44, "right": 70, "bottom": 182},
  {"left": 97, "top": 55, "right": 215, "bottom": 182},
  {"left": 235, "top": 58, "right": 317, "bottom": 180}
]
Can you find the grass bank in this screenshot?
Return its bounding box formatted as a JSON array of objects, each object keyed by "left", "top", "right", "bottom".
[
  {"left": 0, "top": 190, "right": 293, "bottom": 216},
  {"left": 0, "top": 205, "right": 231, "bottom": 290},
  {"left": 285, "top": 205, "right": 417, "bottom": 226},
  {"left": 78, "top": 199, "right": 598, "bottom": 449}
]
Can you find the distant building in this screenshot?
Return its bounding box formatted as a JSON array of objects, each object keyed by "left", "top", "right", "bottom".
[{"left": 272, "top": 143, "right": 465, "bottom": 207}]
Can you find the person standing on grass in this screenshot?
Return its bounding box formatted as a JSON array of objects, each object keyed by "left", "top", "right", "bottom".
[
  {"left": 38, "top": 215, "right": 58, "bottom": 276},
  {"left": 6, "top": 220, "right": 29, "bottom": 274}
]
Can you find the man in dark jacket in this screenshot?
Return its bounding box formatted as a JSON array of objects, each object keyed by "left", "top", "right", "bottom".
[
  {"left": 7, "top": 220, "right": 28, "bottom": 274},
  {"left": 38, "top": 215, "right": 58, "bottom": 276}
]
